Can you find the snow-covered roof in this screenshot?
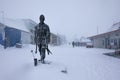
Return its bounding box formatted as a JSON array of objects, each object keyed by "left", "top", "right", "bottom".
[
  {"left": 89, "top": 22, "right": 120, "bottom": 39},
  {"left": 89, "top": 29, "right": 120, "bottom": 39},
  {"left": 0, "top": 18, "right": 30, "bottom": 32},
  {"left": 80, "top": 37, "right": 91, "bottom": 42},
  {"left": 108, "top": 22, "right": 120, "bottom": 31}
]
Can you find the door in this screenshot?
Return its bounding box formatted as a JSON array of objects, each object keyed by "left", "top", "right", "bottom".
[
  {"left": 119, "top": 38, "right": 120, "bottom": 49},
  {"left": 105, "top": 38, "right": 110, "bottom": 49}
]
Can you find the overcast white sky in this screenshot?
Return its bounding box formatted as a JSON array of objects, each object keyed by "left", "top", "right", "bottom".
[{"left": 0, "top": 0, "right": 120, "bottom": 41}]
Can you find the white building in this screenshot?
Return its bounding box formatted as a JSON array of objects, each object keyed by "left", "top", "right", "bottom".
[
  {"left": 0, "top": 18, "right": 36, "bottom": 47},
  {"left": 89, "top": 22, "right": 120, "bottom": 49}
]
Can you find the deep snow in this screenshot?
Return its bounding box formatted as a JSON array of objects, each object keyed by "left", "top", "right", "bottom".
[{"left": 0, "top": 44, "right": 120, "bottom": 80}]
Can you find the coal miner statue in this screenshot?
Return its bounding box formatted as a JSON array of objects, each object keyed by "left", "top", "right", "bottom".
[{"left": 34, "top": 14, "right": 51, "bottom": 64}]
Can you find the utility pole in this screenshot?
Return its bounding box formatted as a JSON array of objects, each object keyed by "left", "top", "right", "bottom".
[
  {"left": 1, "top": 11, "right": 5, "bottom": 27},
  {"left": 1, "top": 11, "right": 6, "bottom": 49},
  {"left": 97, "top": 26, "right": 99, "bottom": 35}
]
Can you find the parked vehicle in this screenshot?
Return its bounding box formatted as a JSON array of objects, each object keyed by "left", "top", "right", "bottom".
[{"left": 86, "top": 42, "right": 93, "bottom": 48}]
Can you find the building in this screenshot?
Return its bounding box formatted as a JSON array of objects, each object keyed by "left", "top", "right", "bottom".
[
  {"left": 0, "top": 18, "right": 66, "bottom": 47},
  {"left": 22, "top": 19, "right": 37, "bottom": 44},
  {"left": 50, "top": 33, "right": 61, "bottom": 46},
  {"left": 79, "top": 37, "right": 91, "bottom": 46},
  {"left": 0, "top": 18, "right": 36, "bottom": 48},
  {"left": 89, "top": 22, "right": 120, "bottom": 49},
  {"left": 50, "top": 33, "right": 67, "bottom": 46}
]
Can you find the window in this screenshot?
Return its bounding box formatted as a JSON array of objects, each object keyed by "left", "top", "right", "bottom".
[
  {"left": 114, "top": 39, "right": 117, "bottom": 46},
  {"left": 102, "top": 40, "right": 104, "bottom": 45}
]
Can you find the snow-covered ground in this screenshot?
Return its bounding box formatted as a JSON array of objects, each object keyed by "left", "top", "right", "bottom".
[{"left": 0, "top": 44, "right": 120, "bottom": 80}]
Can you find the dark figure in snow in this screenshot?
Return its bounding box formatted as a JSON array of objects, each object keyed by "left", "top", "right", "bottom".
[
  {"left": 34, "top": 14, "right": 50, "bottom": 63},
  {"left": 72, "top": 41, "right": 75, "bottom": 48}
]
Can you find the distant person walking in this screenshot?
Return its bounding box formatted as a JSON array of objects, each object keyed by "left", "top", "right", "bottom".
[{"left": 72, "top": 41, "right": 75, "bottom": 48}]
